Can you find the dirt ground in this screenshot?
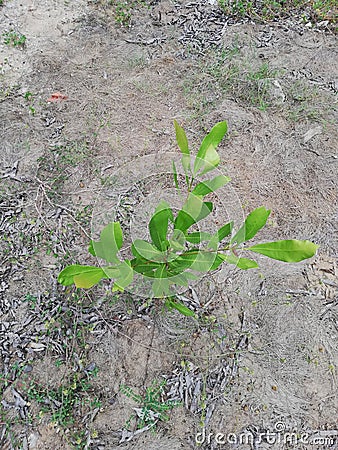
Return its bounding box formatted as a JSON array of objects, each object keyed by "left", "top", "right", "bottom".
[{"left": 0, "top": 0, "right": 337, "bottom": 449}]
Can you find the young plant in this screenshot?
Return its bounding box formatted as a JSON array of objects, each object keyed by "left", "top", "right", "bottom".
[
  {"left": 58, "top": 119, "right": 318, "bottom": 316},
  {"left": 3, "top": 31, "right": 26, "bottom": 47},
  {"left": 120, "top": 380, "right": 181, "bottom": 430},
  {"left": 111, "top": 0, "right": 148, "bottom": 26},
  {"left": 26, "top": 371, "right": 99, "bottom": 427}
]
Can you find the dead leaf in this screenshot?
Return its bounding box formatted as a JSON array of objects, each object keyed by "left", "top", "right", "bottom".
[
  {"left": 29, "top": 342, "right": 46, "bottom": 351},
  {"left": 303, "top": 126, "right": 322, "bottom": 144}
]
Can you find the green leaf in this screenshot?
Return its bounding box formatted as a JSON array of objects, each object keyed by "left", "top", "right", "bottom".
[
  {"left": 165, "top": 299, "right": 195, "bottom": 317},
  {"left": 174, "top": 120, "right": 191, "bottom": 175},
  {"left": 132, "top": 239, "right": 167, "bottom": 263},
  {"left": 168, "top": 240, "right": 185, "bottom": 251},
  {"left": 182, "top": 154, "right": 191, "bottom": 177},
  {"left": 176, "top": 193, "right": 203, "bottom": 230},
  {"left": 89, "top": 222, "right": 123, "bottom": 263},
  {"left": 152, "top": 277, "right": 170, "bottom": 297},
  {"left": 227, "top": 253, "right": 259, "bottom": 270},
  {"left": 193, "top": 121, "right": 228, "bottom": 175},
  {"left": 216, "top": 253, "right": 259, "bottom": 270},
  {"left": 172, "top": 160, "right": 179, "bottom": 191},
  {"left": 196, "top": 201, "right": 213, "bottom": 222},
  {"left": 166, "top": 272, "right": 190, "bottom": 286},
  {"left": 185, "top": 231, "right": 212, "bottom": 244},
  {"left": 231, "top": 207, "right": 271, "bottom": 245},
  {"left": 248, "top": 239, "right": 319, "bottom": 263},
  {"left": 207, "top": 221, "right": 234, "bottom": 250},
  {"left": 210, "top": 254, "right": 226, "bottom": 270},
  {"left": 192, "top": 175, "right": 231, "bottom": 196},
  {"left": 235, "top": 257, "right": 259, "bottom": 270},
  {"left": 102, "top": 266, "right": 120, "bottom": 278},
  {"left": 149, "top": 200, "right": 173, "bottom": 251},
  {"left": 174, "top": 250, "right": 216, "bottom": 272},
  {"left": 174, "top": 119, "right": 189, "bottom": 155},
  {"left": 169, "top": 250, "right": 198, "bottom": 272},
  {"left": 131, "top": 257, "right": 163, "bottom": 278},
  {"left": 112, "top": 260, "right": 133, "bottom": 292},
  {"left": 174, "top": 210, "right": 193, "bottom": 233},
  {"left": 217, "top": 221, "right": 233, "bottom": 241},
  {"left": 73, "top": 269, "right": 105, "bottom": 288},
  {"left": 175, "top": 194, "right": 212, "bottom": 232},
  {"left": 154, "top": 265, "right": 169, "bottom": 279},
  {"left": 58, "top": 265, "right": 106, "bottom": 288},
  {"left": 169, "top": 229, "right": 186, "bottom": 250}
]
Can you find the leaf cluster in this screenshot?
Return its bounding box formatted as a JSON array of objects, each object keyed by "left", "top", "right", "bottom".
[{"left": 58, "top": 119, "right": 318, "bottom": 316}]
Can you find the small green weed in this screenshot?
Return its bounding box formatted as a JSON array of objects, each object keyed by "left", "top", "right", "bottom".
[
  {"left": 219, "top": 0, "right": 253, "bottom": 17},
  {"left": 0, "top": 408, "right": 21, "bottom": 449},
  {"left": 0, "top": 362, "right": 26, "bottom": 391},
  {"left": 120, "top": 380, "right": 181, "bottom": 430},
  {"left": 3, "top": 31, "right": 26, "bottom": 47},
  {"left": 24, "top": 91, "right": 36, "bottom": 115},
  {"left": 114, "top": 1, "right": 132, "bottom": 25},
  {"left": 110, "top": 0, "right": 148, "bottom": 26},
  {"left": 218, "top": 0, "right": 337, "bottom": 23},
  {"left": 312, "top": 0, "right": 337, "bottom": 21},
  {"left": 24, "top": 91, "right": 33, "bottom": 100},
  {"left": 26, "top": 370, "right": 100, "bottom": 427},
  {"left": 286, "top": 80, "right": 333, "bottom": 122},
  {"left": 127, "top": 54, "right": 148, "bottom": 69},
  {"left": 23, "top": 293, "right": 38, "bottom": 309},
  {"left": 57, "top": 142, "right": 92, "bottom": 166},
  {"left": 36, "top": 140, "right": 94, "bottom": 203},
  {"left": 187, "top": 47, "right": 335, "bottom": 119},
  {"left": 38, "top": 141, "right": 92, "bottom": 175},
  {"left": 187, "top": 48, "right": 281, "bottom": 111},
  {"left": 0, "top": 364, "right": 100, "bottom": 449},
  {"left": 245, "top": 62, "right": 281, "bottom": 110}
]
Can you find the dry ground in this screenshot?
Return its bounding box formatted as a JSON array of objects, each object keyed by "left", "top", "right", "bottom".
[{"left": 0, "top": 0, "right": 337, "bottom": 449}]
